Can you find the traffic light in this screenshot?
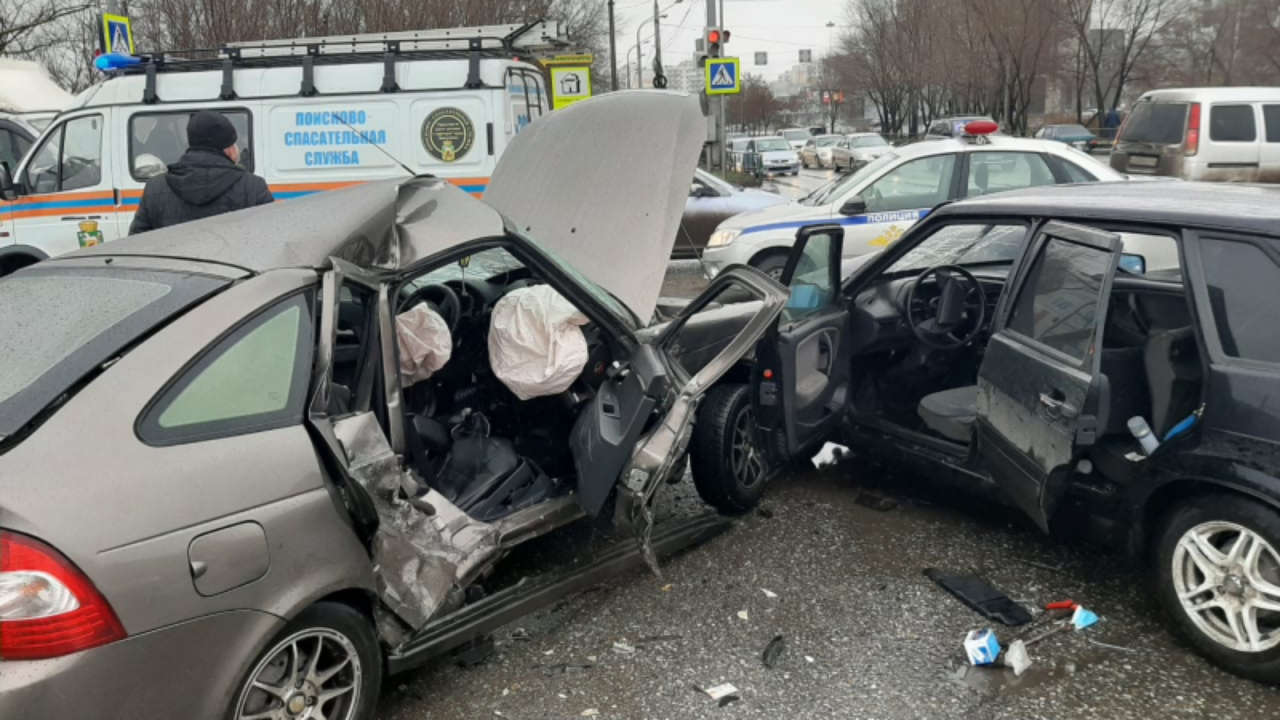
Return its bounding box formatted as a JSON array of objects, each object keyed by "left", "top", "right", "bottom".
[{"left": 706, "top": 28, "right": 729, "bottom": 58}]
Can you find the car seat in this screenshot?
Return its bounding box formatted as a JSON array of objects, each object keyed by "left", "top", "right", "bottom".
[{"left": 918, "top": 385, "right": 978, "bottom": 443}]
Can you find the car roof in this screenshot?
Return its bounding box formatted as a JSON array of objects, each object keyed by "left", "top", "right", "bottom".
[
  {"left": 935, "top": 181, "right": 1280, "bottom": 237},
  {"left": 63, "top": 177, "right": 505, "bottom": 273},
  {"left": 894, "top": 135, "right": 1107, "bottom": 162},
  {"left": 1138, "top": 87, "right": 1280, "bottom": 103}
]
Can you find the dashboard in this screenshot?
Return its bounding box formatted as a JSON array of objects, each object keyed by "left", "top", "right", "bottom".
[{"left": 848, "top": 266, "right": 1010, "bottom": 353}]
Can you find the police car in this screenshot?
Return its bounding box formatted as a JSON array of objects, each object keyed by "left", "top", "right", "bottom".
[
  {"left": 702, "top": 122, "right": 1126, "bottom": 278},
  {"left": 0, "top": 22, "right": 566, "bottom": 276}
]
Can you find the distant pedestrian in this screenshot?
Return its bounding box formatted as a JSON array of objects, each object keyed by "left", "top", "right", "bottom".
[
  {"left": 1104, "top": 107, "right": 1121, "bottom": 131},
  {"left": 129, "top": 110, "right": 272, "bottom": 234}
]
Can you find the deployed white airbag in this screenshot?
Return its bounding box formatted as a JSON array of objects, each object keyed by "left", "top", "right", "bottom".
[
  {"left": 396, "top": 303, "right": 453, "bottom": 386},
  {"left": 488, "top": 285, "right": 589, "bottom": 400}
]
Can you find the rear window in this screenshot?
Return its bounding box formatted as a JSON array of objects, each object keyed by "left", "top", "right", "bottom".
[
  {"left": 1265, "top": 105, "right": 1280, "bottom": 142},
  {"left": 0, "top": 267, "right": 227, "bottom": 441},
  {"left": 1119, "top": 102, "right": 1187, "bottom": 145}
]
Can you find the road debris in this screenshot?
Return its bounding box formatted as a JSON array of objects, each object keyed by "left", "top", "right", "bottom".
[
  {"left": 804, "top": 655, "right": 815, "bottom": 663},
  {"left": 811, "top": 442, "right": 851, "bottom": 469},
  {"left": 854, "top": 491, "right": 899, "bottom": 512},
  {"left": 612, "top": 641, "right": 637, "bottom": 655},
  {"left": 964, "top": 629, "right": 1001, "bottom": 666},
  {"left": 698, "top": 683, "right": 741, "bottom": 706},
  {"left": 510, "top": 627, "right": 531, "bottom": 642},
  {"left": 737, "top": 610, "right": 750, "bottom": 621},
  {"left": 757, "top": 505, "right": 775, "bottom": 519},
  {"left": 762, "top": 635, "right": 786, "bottom": 668},
  {"left": 761, "top": 588, "right": 778, "bottom": 599},
  {"left": 540, "top": 662, "right": 594, "bottom": 676},
  {"left": 924, "top": 569, "right": 1032, "bottom": 625},
  {"left": 1002, "top": 639, "right": 1032, "bottom": 676},
  {"left": 636, "top": 634, "right": 682, "bottom": 645},
  {"left": 1017, "top": 558, "right": 1066, "bottom": 573},
  {"left": 580, "top": 709, "right": 599, "bottom": 717}
]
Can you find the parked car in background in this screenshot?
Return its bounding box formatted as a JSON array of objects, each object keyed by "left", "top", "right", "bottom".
[
  {"left": 722, "top": 180, "right": 1280, "bottom": 684},
  {"left": 779, "top": 127, "right": 812, "bottom": 151},
  {"left": 704, "top": 127, "right": 1124, "bottom": 278},
  {"left": 727, "top": 137, "right": 752, "bottom": 172},
  {"left": 1035, "top": 123, "right": 1100, "bottom": 152},
  {"left": 746, "top": 135, "right": 800, "bottom": 177},
  {"left": 0, "top": 92, "right": 791, "bottom": 720},
  {"left": 831, "top": 133, "right": 892, "bottom": 172},
  {"left": 925, "top": 115, "right": 999, "bottom": 140},
  {"left": 1110, "top": 87, "right": 1280, "bottom": 183},
  {"left": 799, "top": 134, "right": 843, "bottom": 169},
  {"left": 676, "top": 168, "right": 789, "bottom": 258}
]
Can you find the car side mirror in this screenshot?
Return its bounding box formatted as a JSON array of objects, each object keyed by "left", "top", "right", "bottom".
[
  {"left": 1119, "top": 252, "right": 1147, "bottom": 275},
  {"left": 839, "top": 197, "right": 867, "bottom": 216},
  {"left": 0, "top": 162, "right": 16, "bottom": 200}
]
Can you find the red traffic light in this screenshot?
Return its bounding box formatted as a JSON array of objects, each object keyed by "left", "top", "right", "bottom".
[{"left": 707, "top": 29, "right": 721, "bottom": 44}]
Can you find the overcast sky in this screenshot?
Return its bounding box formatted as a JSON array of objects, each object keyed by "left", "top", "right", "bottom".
[{"left": 612, "top": 0, "right": 847, "bottom": 81}]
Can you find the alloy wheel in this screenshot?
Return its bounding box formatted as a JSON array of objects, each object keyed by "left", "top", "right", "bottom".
[
  {"left": 730, "top": 403, "right": 765, "bottom": 490},
  {"left": 234, "top": 628, "right": 363, "bottom": 720},
  {"left": 1173, "top": 521, "right": 1280, "bottom": 653}
]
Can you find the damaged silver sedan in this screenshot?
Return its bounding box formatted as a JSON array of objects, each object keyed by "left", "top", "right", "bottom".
[{"left": 0, "top": 92, "right": 786, "bottom": 720}]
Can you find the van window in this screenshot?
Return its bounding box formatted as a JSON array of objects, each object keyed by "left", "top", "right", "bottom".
[
  {"left": 1262, "top": 105, "right": 1280, "bottom": 142},
  {"left": 25, "top": 115, "right": 103, "bottom": 193},
  {"left": 0, "top": 125, "right": 27, "bottom": 173},
  {"left": 1119, "top": 102, "right": 1186, "bottom": 145},
  {"left": 1209, "top": 105, "right": 1256, "bottom": 142},
  {"left": 1199, "top": 237, "right": 1280, "bottom": 364},
  {"left": 129, "top": 110, "right": 252, "bottom": 180}
]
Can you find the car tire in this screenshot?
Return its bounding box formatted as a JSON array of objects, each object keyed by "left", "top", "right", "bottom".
[
  {"left": 750, "top": 250, "right": 790, "bottom": 282},
  {"left": 690, "top": 384, "right": 776, "bottom": 515},
  {"left": 228, "top": 602, "right": 383, "bottom": 720},
  {"left": 1154, "top": 494, "right": 1280, "bottom": 683}
]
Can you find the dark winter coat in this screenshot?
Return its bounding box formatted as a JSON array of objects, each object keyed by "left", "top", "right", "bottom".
[{"left": 128, "top": 149, "right": 273, "bottom": 234}]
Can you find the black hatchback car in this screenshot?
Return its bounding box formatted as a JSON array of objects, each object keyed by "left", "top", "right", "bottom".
[{"left": 693, "top": 181, "right": 1280, "bottom": 682}]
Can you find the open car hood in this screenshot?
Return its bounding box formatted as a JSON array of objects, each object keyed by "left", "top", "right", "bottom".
[{"left": 484, "top": 91, "right": 706, "bottom": 322}]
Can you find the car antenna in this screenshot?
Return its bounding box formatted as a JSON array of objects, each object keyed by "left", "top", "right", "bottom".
[{"left": 325, "top": 111, "right": 415, "bottom": 177}]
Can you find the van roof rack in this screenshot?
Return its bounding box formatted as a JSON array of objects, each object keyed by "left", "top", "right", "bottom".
[{"left": 115, "top": 21, "right": 570, "bottom": 102}]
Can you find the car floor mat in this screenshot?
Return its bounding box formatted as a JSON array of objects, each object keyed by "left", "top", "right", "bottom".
[{"left": 923, "top": 568, "right": 1032, "bottom": 626}]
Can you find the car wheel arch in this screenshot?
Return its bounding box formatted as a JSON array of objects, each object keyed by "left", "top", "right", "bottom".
[
  {"left": 1135, "top": 473, "right": 1280, "bottom": 559},
  {"left": 0, "top": 245, "right": 47, "bottom": 276}
]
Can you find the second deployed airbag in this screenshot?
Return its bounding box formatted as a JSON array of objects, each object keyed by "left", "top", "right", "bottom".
[{"left": 488, "top": 285, "right": 589, "bottom": 400}]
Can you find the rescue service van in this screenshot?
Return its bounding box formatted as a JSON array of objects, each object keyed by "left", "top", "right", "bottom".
[{"left": 0, "top": 22, "right": 566, "bottom": 276}]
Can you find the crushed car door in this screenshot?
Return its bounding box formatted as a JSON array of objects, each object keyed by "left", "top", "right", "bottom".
[
  {"left": 753, "top": 224, "right": 850, "bottom": 459},
  {"left": 975, "top": 220, "right": 1122, "bottom": 531},
  {"left": 607, "top": 265, "right": 788, "bottom": 520}
]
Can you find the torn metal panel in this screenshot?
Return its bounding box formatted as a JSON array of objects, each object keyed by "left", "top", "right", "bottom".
[{"left": 332, "top": 412, "right": 500, "bottom": 635}]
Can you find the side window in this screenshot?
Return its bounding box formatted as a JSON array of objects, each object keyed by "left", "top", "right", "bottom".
[
  {"left": 783, "top": 230, "right": 837, "bottom": 323},
  {"left": 129, "top": 110, "right": 252, "bottom": 180},
  {"left": 1199, "top": 237, "right": 1280, "bottom": 363},
  {"left": 1007, "top": 237, "right": 1111, "bottom": 363},
  {"left": 1263, "top": 105, "right": 1280, "bottom": 142},
  {"left": 967, "top": 151, "right": 1055, "bottom": 197},
  {"left": 527, "top": 73, "right": 546, "bottom": 117},
  {"left": 139, "top": 294, "right": 313, "bottom": 445},
  {"left": 861, "top": 153, "right": 956, "bottom": 213},
  {"left": 12, "top": 131, "right": 30, "bottom": 162},
  {"left": 0, "top": 128, "right": 20, "bottom": 173},
  {"left": 1050, "top": 156, "right": 1097, "bottom": 183},
  {"left": 25, "top": 115, "right": 103, "bottom": 193},
  {"left": 1209, "top": 105, "right": 1256, "bottom": 142}
]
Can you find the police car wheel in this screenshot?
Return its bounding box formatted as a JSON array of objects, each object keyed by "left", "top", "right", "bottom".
[{"left": 750, "top": 251, "right": 790, "bottom": 282}]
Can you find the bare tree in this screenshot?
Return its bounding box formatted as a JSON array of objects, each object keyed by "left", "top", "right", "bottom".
[
  {"left": 0, "top": 0, "right": 91, "bottom": 57},
  {"left": 727, "top": 73, "right": 780, "bottom": 133},
  {"left": 964, "top": 0, "right": 1060, "bottom": 135},
  {"left": 1062, "top": 0, "right": 1180, "bottom": 114}
]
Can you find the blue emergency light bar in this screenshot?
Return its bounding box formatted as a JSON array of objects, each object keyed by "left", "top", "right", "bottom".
[{"left": 94, "top": 53, "right": 143, "bottom": 72}]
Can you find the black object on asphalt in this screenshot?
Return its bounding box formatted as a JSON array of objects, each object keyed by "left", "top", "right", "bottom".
[
  {"left": 923, "top": 569, "right": 1033, "bottom": 626},
  {"left": 762, "top": 634, "right": 786, "bottom": 668},
  {"left": 855, "top": 491, "right": 899, "bottom": 512}
]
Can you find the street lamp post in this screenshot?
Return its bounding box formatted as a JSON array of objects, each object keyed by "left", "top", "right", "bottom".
[
  {"left": 634, "top": 0, "right": 682, "bottom": 89},
  {"left": 608, "top": 0, "right": 619, "bottom": 91}
]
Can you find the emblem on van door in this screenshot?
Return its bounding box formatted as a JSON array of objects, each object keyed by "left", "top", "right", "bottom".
[{"left": 422, "top": 107, "right": 475, "bottom": 163}]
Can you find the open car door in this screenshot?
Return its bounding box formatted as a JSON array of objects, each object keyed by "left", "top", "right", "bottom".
[
  {"left": 975, "top": 220, "right": 1123, "bottom": 531},
  {"left": 753, "top": 224, "right": 851, "bottom": 459}
]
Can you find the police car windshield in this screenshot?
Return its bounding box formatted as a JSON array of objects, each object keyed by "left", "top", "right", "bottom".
[
  {"left": 801, "top": 151, "right": 898, "bottom": 206},
  {"left": 851, "top": 136, "right": 888, "bottom": 148},
  {"left": 755, "top": 138, "right": 791, "bottom": 152}
]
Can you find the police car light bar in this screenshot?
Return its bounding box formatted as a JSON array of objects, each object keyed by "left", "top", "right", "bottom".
[
  {"left": 94, "top": 53, "right": 143, "bottom": 72},
  {"left": 962, "top": 120, "right": 998, "bottom": 144}
]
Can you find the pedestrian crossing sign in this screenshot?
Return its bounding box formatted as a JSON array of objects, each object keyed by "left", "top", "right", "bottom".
[
  {"left": 705, "top": 57, "right": 740, "bottom": 95},
  {"left": 100, "top": 13, "right": 135, "bottom": 55}
]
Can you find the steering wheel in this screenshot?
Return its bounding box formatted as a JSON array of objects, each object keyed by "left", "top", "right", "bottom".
[
  {"left": 905, "top": 265, "right": 986, "bottom": 349},
  {"left": 398, "top": 283, "right": 462, "bottom": 331}
]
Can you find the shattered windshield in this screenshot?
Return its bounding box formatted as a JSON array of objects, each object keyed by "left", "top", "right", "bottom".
[{"left": 887, "top": 223, "right": 1029, "bottom": 274}]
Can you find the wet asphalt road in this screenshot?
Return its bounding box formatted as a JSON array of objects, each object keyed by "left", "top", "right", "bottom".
[
  {"left": 375, "top": 166, "right": 1280, "bottom": 718},
  {"left": 377, "top": 460, "right": 1280, "bottom": 719}
]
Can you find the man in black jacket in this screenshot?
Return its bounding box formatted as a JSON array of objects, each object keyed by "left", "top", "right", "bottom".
[{"left": 129, "top": 110, "right": 273, "bottom": 234}]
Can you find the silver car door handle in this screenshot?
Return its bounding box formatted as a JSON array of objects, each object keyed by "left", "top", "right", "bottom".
[{"left": 1038, "top": 392, "right": 1078, "bottom": 419}]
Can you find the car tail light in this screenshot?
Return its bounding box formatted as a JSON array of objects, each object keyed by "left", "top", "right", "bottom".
[
  {"left": 1185, "top": 102, "right": 1200, "bottom": 156},
  {"left": 0, "top": 531, "right": 125, "bottom": 660}
]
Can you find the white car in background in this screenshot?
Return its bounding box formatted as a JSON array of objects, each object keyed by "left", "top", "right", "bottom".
[
  {"left": 831, "top": 133, "right": 893, "bottom": 172},
  {"left": 779, "top": 127, "right": 812, "bottom": 151},
  {"left": 703, "top": 130, "right": 1126, "bottom": 278},
  {"left": 799, "top": 134, "right": 843, "bottom": 169},
  {"left": 747, "top": 135, "right": 800, "bottom": 177}
]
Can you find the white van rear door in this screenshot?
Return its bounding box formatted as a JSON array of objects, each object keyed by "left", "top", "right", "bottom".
[{"left": 1205, "top": 103, "right": 1263, "bottom": 180}]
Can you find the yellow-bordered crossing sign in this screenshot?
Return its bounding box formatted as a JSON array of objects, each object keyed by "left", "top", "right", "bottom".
[
  {"left": 705, "top": 57, "right": 740, "bottom": 95},
  {"left": 100, "top": 13, "right": 135, "bottom": 55}
]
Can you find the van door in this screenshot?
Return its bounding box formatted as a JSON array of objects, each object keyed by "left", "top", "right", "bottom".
[
  {"left": 1258, "top": 104, "right": 1280, "bottom": 181},
  {"left": 1205, "top": 103, "right": 1262, "bottom": 181},
  {"left": 12, "top": 113, "right": 118, "bottom": 258},
  {"left": 975, "top": 220, "right": 1122, "bottom": 531}
]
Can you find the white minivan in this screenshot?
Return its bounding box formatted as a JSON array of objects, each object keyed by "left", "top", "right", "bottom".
[
  {"left": 1110, "top": 87, "right": 1280, "bottom": 183},
  {"left": 0, "top": 23, "right": 564, "bottom": 276}
]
